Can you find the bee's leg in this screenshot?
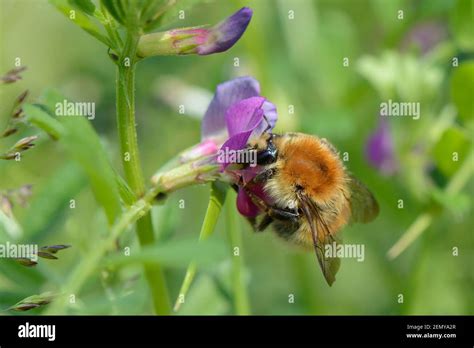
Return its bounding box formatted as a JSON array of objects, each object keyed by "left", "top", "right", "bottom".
[
  {"left": 257, "top": 214, "right": 273, "bottom": 231},
  {"left": 243, "top": 186, "right": 299, "bottom": 222},
  {"left": 251, "top": 168, "right": 276, "bottom": 184}
]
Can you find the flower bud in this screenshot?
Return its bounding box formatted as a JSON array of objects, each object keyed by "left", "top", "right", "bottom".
[{"left": 137, "top": 7, "right": 252, "bottom": 57}]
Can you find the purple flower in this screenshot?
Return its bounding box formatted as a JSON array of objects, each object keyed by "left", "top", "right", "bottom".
[
  {"left": 201, "top": 76, "right": 277, "bottom": 147},
  {"left": 195, "top": 76, "right": 277, "bottom": 217},
  {"left": 198, "top": 7, "right": 253, "bottom": 55},
  {"left": 365, "top": 118, "right": 397, "bottom": 175},
  {"left": 137, "top": 8, "right": 253, "bottom": 57}
]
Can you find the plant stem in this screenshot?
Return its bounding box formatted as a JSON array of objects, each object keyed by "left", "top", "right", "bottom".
[
  {"left": 116, "top": 29, "right": 170, "bottom": 314},
  {"left": 116, "top": 34, "right": 143, "bottom": 192},
  {"left": 173, "top": 182, "right": 227, "bottom": 312},
  {"left": 44, "top": 161, "right": 220, "bottom": 314},
  {"left": 225, "top": 190, "right": 250, "bottom": 315}
]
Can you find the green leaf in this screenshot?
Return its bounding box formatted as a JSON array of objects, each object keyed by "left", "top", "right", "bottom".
[
  {"left": 38, "top": 89, "right": 122, "bottom": 225},
  {"left": 450, "top": 0, "right": 474, "bottom": 51},
  {"left": 21, "top": 162, "right": 87, "bottom": 240},
  {"left": 177, "top": 275, "right": 230, "bottom": 315},
  {"left": 0, "top": 259, "right": 45, "bottom": 292},
  {"left": 104, "top": 237, "right": 227, "bottom": 268},
  {"left": 200, "top": 182, "right": 228, "bottom": 239},
  {"left": 431, "top": 188, "right": 471, "bottom": 217},
  {"left": 50, "top": 0, "right": 114, "bottom": 47},
  {"left": 144, "top": 0, "right": 206, "bottom": 32},
  {"left": 432, "top": 127, "right": 471, "bottom": 177},
  {"left": 0, "top": 291, "right": 33, "bottom": 310},
  {"left": 23, "top": 102, "right": 135, "bottom": 208},
  {"left": 0, "top": 208, "right": 22, "bottom": 241},
  {"left": 101, "top": 0, "right": 126, "bottom": 25},
  {"left": 115, "top": 172, "right": 136, "bottom": 205},
  {"left": 22, "top": 103, "right": 65, "bottom": 140},
  {"left": 141, "top": 0, "right": 176, "bottom": 31},
  {"left": 69, "top": 0, "right": 96, "bottom": 16},
  {"left": 451, "top": 62, "right": 474, "bottom": 123},
  {"left": 225, "top": 190, "right": 250, "bottom": 315},
  {"left": 173, "top": 182, "right": 227, "bottom": 311}
]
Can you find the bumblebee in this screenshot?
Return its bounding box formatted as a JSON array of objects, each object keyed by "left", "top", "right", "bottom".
[{"left": 241, "top": 132, "right": 379, "bottom": 285}]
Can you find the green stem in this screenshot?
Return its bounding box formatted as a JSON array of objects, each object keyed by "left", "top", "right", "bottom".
[
  {"left": 225, "top": 190, "right": 250, "bottom": 315},
  {"left": 116, "top": 29, "right": 170, "bottom": 314},
  {"left": 44, "top": 161, "right": 220, "bottom": 314},
  {"left": 173, "top": 182, "right": 227, "bottom": 312},
  {"left": 116, "top": 34, "right": 143, "bottom": 192}
]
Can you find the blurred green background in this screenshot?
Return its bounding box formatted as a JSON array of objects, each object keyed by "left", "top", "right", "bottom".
[{"left": 0, "top": 0, "right": 473, "bottom": 315}]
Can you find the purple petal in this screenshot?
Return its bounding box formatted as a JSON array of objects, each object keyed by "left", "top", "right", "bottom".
[
  {"left": 237, "top": 188, "right": 260, "bottom": 217},
  {"left": 221, "top": 131, "right": 253, "bottom": 153},
  {"left": 366, "top": 118, "right": 397, "bottom": 175},
  {"left": 202, "top": 77, "right": 261, "bottom": 140},
  {"left": 197, "top": 7, "right": 253, "bottom": 55},
  {"left": 225, "top": 96, "right": 265, "bottom": 136},
  {"left": 252, "top": 100, "right": 277, "bottom": 135},
  {"left": 218, "top": 131, "right": 254, "bottom": 169}
]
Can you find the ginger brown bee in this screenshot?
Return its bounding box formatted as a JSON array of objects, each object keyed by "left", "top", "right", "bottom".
[{"left": 241, "top": 132, "right": 379, "bottom": 285}]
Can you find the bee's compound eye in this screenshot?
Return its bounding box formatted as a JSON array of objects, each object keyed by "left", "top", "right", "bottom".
[
  {"left": 257, "top": 150, "right": 276, "bottom": 165},
  {"left": 257, "top": 141, "right": 277, "bottom": 165}
]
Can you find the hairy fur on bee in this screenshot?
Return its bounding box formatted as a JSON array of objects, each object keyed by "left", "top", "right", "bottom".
[
  {"left": 259, "top": 133, "right": 351, "bottom": 247},
  {"left": 245, "top": 132, "right": 378, "bottom": 285}
]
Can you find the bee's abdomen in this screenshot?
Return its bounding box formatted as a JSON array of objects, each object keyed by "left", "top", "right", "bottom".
[{"left": 272, "top": 219, "right": 300, "bottom": 241}]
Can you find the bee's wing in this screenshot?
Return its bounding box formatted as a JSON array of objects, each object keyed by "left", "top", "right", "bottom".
[
  {"left": 347, "top": 174, "right": 379, "bottom": 224},
  {"left": 298, "top": 192, "right": 341, "bottom": 286}
]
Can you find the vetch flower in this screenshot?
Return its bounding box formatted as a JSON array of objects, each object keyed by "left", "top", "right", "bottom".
[
  {"left": 365, "top": 118, "right": 397, "bottom": 175},
  {"left": 199, "top": 76, "right": 277, "bottom": 217},
  {"left": 201, "top": 77, "right": 276, "bottom": 146},
  {"left": 137, "top": 7, "right": 253, "bottom": 57},
  {"left": 152, "top": 76, "right": 278, "bottom": 218}
]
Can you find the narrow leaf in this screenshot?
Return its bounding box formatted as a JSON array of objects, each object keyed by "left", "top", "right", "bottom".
[
  {"left": 104, "top": 237, "right": 227, "bottom": 269},
  {"left": 69, "top": 0, "right": 96, "bottom": 15},
  {"left": 22, "top": 104, "right": 65, "bottom": 140},
  {"left": 50, "top": 0, "right": 113, "bottom": 47},
  {"left": 38, "top": 89, "right": 122, "bottom": 225}
]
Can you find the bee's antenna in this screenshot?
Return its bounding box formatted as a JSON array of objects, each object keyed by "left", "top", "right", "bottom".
[{"left": 262, "top": 114, "right": 272, "bottom": 134}]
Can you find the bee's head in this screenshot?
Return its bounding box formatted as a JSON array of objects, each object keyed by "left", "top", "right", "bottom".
[{"left": 256, "top": 133, "right": 278, "bottom": 165}]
